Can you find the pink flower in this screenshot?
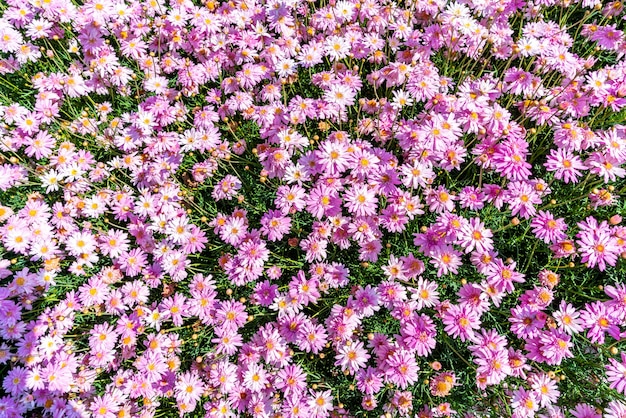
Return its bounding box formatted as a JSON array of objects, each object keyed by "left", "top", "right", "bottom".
[
  {"left": 212, "top": 175, "right": 242, "bottom": 201},
  {"left": 604, "top": 401, "right": 626, "bottom": 418},
  {"left": 511, "top": 387, "right": 539, "bottom": 418},
  {"left": 580, "top": 301, "right": 620, "bottom": 344},
  {"left": 335, "top": 340, "right": 370, "bottom": 374},
  {"left": 525, "top": 329, "right": 573, "bottom": 366},
  {"left": 400, "top": 159, "right": 435, "bottom": 189},
  {"left": 307, "top": 183, "right": 343, "bottom": 219},
  {"left": 297, "top": 321, "right": 327, "bottom": 354},
  {"left": 89, "top": 322, "right": 118, "bottom": 352},
  {"left": 356, "top": 366, "right": 384, "bottom": 395},
  {"left": 315, "top": 140, "right": 349, "bottom": 177},
  {"left": 391, "top": 390, "right": 414, "bottom": 414},
  {"left": 359, "top": 239, "right": 382, "bottom": 262},
  {"left": 492, "top": 138, "right": 532, "bottom": 181},
  {"left": 215, "top": 300, "right": 248, "bottom": 331},
  {"left": 587, "top": 151, "right": 626, "bottom": 183},
  {"left": 570, "top": 403, "right": 601, "bottom": 418},
  {"left": 425, "top": 186, "right": 457, "bottom": 213},
  {"left": 430, "top": 246, "right": 463, "bottom": 277},
  {"left": 219, "top": 216, "right": 248, "bottom": 246},
  {"left": 175, "top": 371, "right": 205, "bottom": 405},
  {"left": 276, "top": 364, "right": 307, "bottom": 396},
  {"left": 385, "top": 349, "right": 420, "bottom": 389},
  {"left": 78, "top": 277, "right": 110, "bottom": 307},
  {"left": 576, "top": 226, "right": 620, "bottom": 271},
  {"left": 243, "top": 363, "right": 268, "bottom": 393},
  {"left": 2, "top": 366, "right": 27, "bottom": 397},
  {"left": 260, "top": 210, "right": 292, "bottom": 241},
  {"left": 529, "top": 373, "right": 560, "bottom": 407},
  {"left": 382, "top": 254, "right": 406, "bottom": 280},
  {"left": 531, "top": 211, "right": 568, "bottom": 244},
  {"left": 474, "top": 347, "right": 511, "bottom": 386},
  {"left": 117, "top": 248, "right": 147, "bottom": 277},
  {"left": 457, "top": 283, "right": 489, "bottom": 314},
  {"left": 442, "top": 304, "right": 481, "bottom": 342},
  {"left": 275, "top": 184, "right": 307, "bottom": 214},
  {"left": 486, "top": 258, "right": 525, "bottom": 294},
  {"left": 344, "top": 184, "right": 378, "bottom": 217},
  {"left": 509, "top": 306, "right": 546, "bottom": 339},
  {"left": 553, "top": 301, "right": 584, "bottom": 334},
  {"left": 399, "top": 314, "right": 437, "bottom": 357},
  {"left": 544, "top": 148, "right": 587, "bottom": 183},
  {"left": 352, "top": 285, "right": 380, "bottom": 317},
  {"left": 212, "top": 327, "right": 243, "bottom": 356},
  {"left": 308, "top": 389, "right": 334, "bottom": 418},
  {"left": 457, "top": 217, "right": 493, "bottom": 253},
  {"left": 400, "top": 253, "right": 425, "bottom": 279},
  {"left": 458, "top": 186, "right": 485, "bottom": 210},
  {"left": 89, "top": 394, "right": 119, "bottom": 418},
  {"left": 505, "top": 181, "right": 542, "bottom": 219}
]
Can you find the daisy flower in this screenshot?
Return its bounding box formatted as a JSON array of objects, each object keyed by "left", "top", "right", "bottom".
[
  {"left": 553, "top": 301, "right": 584, "bottom": 334},
  {"left": 344, "top": 184, "right": 378, "bottom": 217},
  {"left": 175, "top": 371, "right": 205, "bottom": 406},
  {"left": 430, "top": 246, "right": 463, "bottom": 277},
  {"left": 576, "top": 227, "right": 620, "bottom": 272},
  {"left": 297, "top": 321, "right": 327, "bottom": 354},
  {"left": 260, "top": 210, "right": 292, "bottom": 242},
  {"left": 531, "top": 211, "right": 568, "bottom": 244},
  {"left": 529, "top": 373, "right": 560, "bottom": 407},
  {"left": 425, "top": 186, "right": 457, "bottom": 213},
  {"left": 308, "top": 389, "right": 334, "bottom": 418},
  {"left": 410, "top": 277, "right": 439, "bottom": 310},
  {"left": 382, "top": 255, "right": 406, "bottom": 280},
  {"left": 511, "top": 387, "right": 539, "bottom": 418},
  {"left": 385, "top": 349, "right": 420, "bottom": 389},
  {"left": 544, "top": 148, "right": 587, "bottom": 183},
  {"left": 506, "top": 181, "right": 542, "bottom": 219},
  {"left": 580, "top": 301, "right": 620, "bottom": 344},
  {"left": 335, "top": 340, "right": 370, "bottom": 374},
  {"left": 442, "top": 304, "right": 481, "bottom": 342},
  {"left": 242, "top": 363, "right": 268, "bottom": 393},
  {"left": 457, "top": 217, "right": 494, "bottom": 253},
  {"left": 356, "top": 366, "right": 384, "bottom": 395}
]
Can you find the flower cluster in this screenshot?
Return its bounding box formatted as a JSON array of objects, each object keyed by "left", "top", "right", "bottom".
[{"left": 0, "top": 0, "right": 625, "bottom": 417}]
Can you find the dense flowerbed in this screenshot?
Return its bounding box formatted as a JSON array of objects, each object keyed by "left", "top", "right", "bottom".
[{"left": 0, "top": 0, "right": 626, "bottom": 416}]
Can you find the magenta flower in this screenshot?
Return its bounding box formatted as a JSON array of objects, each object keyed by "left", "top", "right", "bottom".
[
  {"left": 486, "top": 258, "right": 525, "bottom": 294},
  {"left": 175, "top": 371, "right": 205, "bottom": 406},
  {"left": 457, "top": 217, "right": 494, "bottom": 253},
  {"left": 492, "top": 138, "right": 533, "bottom": 181},
  {"left": 576, "top": 227, "right": 620, "bottom": 271},
  {"left": 344, "top": 184, "right": 378, "bottom": 217},
  {"left": 544, "top": 148, "right": 587, "bottom": 183},
  {"left": 260, "top": 210, "right": 292, "bottom": 242},
  {"left": 399, "top": 314, "right": 437, "bottom": 357},
  {"left": 385, "top": 349, "right": 420, "bottom": 389},
  {"left": 430, "top": 246, "right": 463, "bottom": 277},
  {"left": 425, "top": 186, "right": 457, "bottom": 213},
  {"left": 356, "top": 366, "right": 384, "bottom": 395},
  {"left": 335, "top": 340, "right": 370, "bottom": 374},
  {"left": 308, "top": 389, "right": 334, "bottom": 418},
  {"left": 579, "top": 301, "right": 620, "bottom": 344},
  {"left": 510, "top": 387, "right": 539, "bottom": 418},
  {"left": 531, "top": 210, "right": 568, "bottom": 244},
  {"left": 505, "top": 181, "right": 542, "bottom": 219},
  {"left": 276, "top": 364, "right": 307, "bottom": 396},
  {"left": 442, "top": 304, "right": 481, "bottom": 342}
]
